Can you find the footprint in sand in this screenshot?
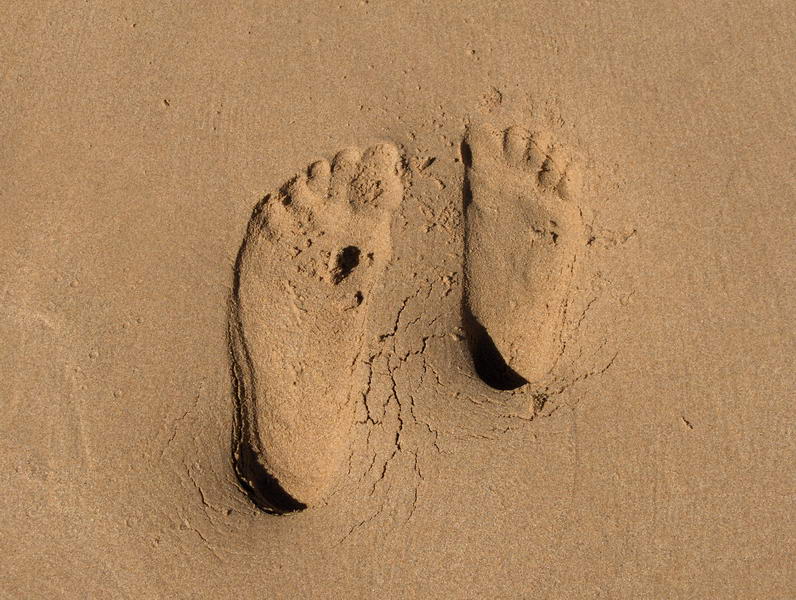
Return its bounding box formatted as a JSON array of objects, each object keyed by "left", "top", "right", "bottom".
[
  {"left": 462, "top": 125, "right": 586, "bottom": 389},
  {"left": 229, "top": 143, "right": 403, "bottom": 512}
]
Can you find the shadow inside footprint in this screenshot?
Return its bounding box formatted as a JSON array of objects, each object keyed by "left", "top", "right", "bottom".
[
  {"left": 462, "top": 307, "right": 528, "bottom": 391},
  {"left": 331, "top": 245, "right": 361, "bottom": 284},
  {"left": 234, "top": 438, "right": 308, "bottom": 514}
]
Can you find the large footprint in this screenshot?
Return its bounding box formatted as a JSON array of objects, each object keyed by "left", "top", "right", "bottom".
[
  {"left": 462, "top": 125, "right": 586, "bottom": 389},
  {"left": 230, "top": 143, "right": 403, "bottom": 512}
]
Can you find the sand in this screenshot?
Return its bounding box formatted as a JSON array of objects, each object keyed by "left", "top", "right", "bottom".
[{"left": 1, "top": 2, "right": 793, "bottom": 598}]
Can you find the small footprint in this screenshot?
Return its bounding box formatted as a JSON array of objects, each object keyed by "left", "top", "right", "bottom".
[
  {"left": 462, "top": 125, "right": 586, "bottom": 388},
  {"left": 230, "top": 143, "right": 403, "bottom": 512}
]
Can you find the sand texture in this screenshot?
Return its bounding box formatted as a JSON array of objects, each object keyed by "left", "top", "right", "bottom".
[{"left": 1, "top": 2, "right": 794, "bottom": 598}]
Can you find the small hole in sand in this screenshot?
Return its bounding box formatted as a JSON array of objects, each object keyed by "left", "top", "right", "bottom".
[{"left": 331, "top": 246, "right": 360, "bottom": 283}]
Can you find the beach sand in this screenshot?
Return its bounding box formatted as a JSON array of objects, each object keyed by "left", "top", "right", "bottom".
[{"left": 1, "top": 2, "right": 793, "bottom": 598}]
